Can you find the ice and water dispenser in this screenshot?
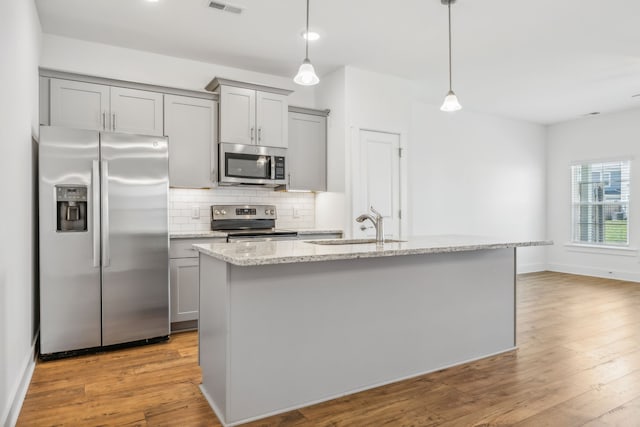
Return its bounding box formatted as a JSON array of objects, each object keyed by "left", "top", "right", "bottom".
[{"left": 55, "top": 186, "right": 88, "bottom": 232}]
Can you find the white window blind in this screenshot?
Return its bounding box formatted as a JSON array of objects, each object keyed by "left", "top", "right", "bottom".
[{"left": 571, "top": 160, "right": 630, "bottom": 246}]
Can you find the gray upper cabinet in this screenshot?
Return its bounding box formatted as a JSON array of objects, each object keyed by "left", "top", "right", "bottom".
[
  {"left": 208, "top": 78, "right": 292, "bottom": 149},
  {"left": 110, "top": 87, "right": 164, "bottom": 136},
  {"left": 164, "top": 95, "right": 217, "bottom": 188},
  {"left": 288, "top": 110, "right": 327, "bottom": 192},
  {"left": 256, "top": 91, "right": 288, "bottom": 148},
  {"left": 49, "top": 78, "right": 163, "bottom": 136},
  {"left": 50, "top": 79, "right": 109, "bottom": 131},
  {"left": 219, "top": 85, "right": 256, "bottom": 145}
]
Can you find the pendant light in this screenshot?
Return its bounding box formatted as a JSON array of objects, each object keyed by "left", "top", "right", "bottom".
[
  {"left": 294, "top": 0, "right": 320, "bottom": 86},
  {"left": 440, "top": 0, "right": 462, "bottom": 112}
]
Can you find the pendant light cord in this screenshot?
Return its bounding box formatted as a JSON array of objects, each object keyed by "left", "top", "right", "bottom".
[
  {"left": 305, "top": 0, "right": 310, "bottom": 60},
  {"left": 448, "top": 1, "right": 452, "bottom": 92}
]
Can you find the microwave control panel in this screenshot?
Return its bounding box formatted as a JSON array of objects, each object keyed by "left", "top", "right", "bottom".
[{"left": 274, "top": 156, "right": 285, "bottom": 180}]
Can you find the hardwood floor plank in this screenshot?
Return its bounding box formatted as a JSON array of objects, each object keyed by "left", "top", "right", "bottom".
[{"left": 17, "top": 272, "right": 640, "bottom": 426}]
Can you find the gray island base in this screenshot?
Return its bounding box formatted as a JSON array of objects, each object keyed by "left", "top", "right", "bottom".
[{"left": 195, "top": 236, "right": 551, "bottom": 426}]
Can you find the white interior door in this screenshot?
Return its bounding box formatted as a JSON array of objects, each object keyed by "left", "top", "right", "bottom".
[{"left": 353, "top": 130, "right": 401, "bottom": 239}]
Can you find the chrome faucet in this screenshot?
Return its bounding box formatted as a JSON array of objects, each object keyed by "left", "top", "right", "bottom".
[{"left": 356, "top": 206, "right": 385, "bottom": 244}]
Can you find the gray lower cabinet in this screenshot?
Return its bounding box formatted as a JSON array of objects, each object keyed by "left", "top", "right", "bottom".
[
  {"left": 170, "top": 258, "right": 199, "bottom": 324},
  {"left": 287, "top": 110, "right": 328, "bottom": 191},
  {"left": 169, "top": 237, "right": 225, "bottom": 331},
  {"left": 164, "top": 95, "right": 217, "bottom": 188}
]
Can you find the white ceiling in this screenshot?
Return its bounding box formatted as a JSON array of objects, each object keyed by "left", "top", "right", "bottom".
[{"left": 35, "top": 0, "right": 640, "bottom": 124}]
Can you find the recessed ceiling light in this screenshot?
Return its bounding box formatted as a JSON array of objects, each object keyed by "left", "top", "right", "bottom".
[{"left": 301, "top": 31, "right": 320, "bottom": 41}]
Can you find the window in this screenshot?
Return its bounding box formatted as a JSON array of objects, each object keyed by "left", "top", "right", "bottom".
[{"left": 571, "top": 160, "right": 630, "bottom": 246}]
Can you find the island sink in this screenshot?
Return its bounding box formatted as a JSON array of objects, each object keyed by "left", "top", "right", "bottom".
[{"left": 305, "top": 238, "right": 406, "bottom": 245}]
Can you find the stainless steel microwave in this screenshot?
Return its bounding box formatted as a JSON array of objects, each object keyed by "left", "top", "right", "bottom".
[{"left": 219, "top": 143, "right": 287, "bottom": 187}]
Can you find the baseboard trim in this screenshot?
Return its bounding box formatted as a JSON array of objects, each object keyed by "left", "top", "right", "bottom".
[
  {"left": 517, "top": 263, "right": 547, "bottom": 274},
  {"left": 547, "top": 263, "right": 640, "bottom": 283},
  {"left": 2, "top": 331, "right": 38, "bottom": 427}
]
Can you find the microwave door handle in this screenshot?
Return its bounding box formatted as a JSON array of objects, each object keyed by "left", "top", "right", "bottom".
[{"left": 271, "top": 156, "right": 276, "bottom": 179}]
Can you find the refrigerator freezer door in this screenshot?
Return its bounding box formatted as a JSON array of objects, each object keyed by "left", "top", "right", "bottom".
[
  {"left": 39, "top": 127, "right": 102, "bottom": 354},
  {"left": 99, "top": 132, "right": 169, "bottom": 346}
]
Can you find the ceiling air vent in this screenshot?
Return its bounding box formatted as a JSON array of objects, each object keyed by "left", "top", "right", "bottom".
[{"left": 208, "top": 1, "right": 243, "bottom": 14}]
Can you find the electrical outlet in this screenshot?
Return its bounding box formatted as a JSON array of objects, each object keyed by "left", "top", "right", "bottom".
[
  {"left": 191, "top": 206, "right": 200, "bottom": 219},
  {"left": 293, "top": 206, "right": 300, "bottom": 218}
]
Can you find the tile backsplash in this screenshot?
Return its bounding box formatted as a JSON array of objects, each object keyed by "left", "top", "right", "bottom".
[{"left": 169, "top": 187, "right": 315, "bottom": 232}]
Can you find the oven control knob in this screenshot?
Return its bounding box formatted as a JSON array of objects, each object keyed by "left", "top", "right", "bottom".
[
  {"left": 265, "top": 209, "right": 269, "bottom": 215},
  {"left": 214, "top": 209, "right": 220, "bottom": 216},
  {"left": 221, "top": 210, "right": 227, "bottom": 215},
  {"left": 270, "top": 209, "right": 275, "bottom": 215}
]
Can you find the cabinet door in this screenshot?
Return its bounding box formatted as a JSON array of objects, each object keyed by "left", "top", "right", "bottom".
[
  {"left": 256, "top": 91, "right": 288, "bottom": 148},
  {"left": 220, "top": 86, "right": 256, "bottom": 144},
  {"left": 288, "top": 112, "right": 327, "bottom": 191},
  {"left": 170, "top": 258, "right": 199, "bottom": 323},
  {"left": 110, "top": 87, "right": 164, "bottom": 136},
  {"left": 50, "top": 79, "right": 109, "bottom": 131},
  {"left": 165, "top": 95, "right": 216, "bottom": 188}
]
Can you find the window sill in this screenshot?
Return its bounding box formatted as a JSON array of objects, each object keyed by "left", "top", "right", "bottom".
[{"left": 564, "top": 242, "right": 638, "bottom": 257}]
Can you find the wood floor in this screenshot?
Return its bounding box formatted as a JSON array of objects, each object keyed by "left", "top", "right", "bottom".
[{"left": 17, "top": 272, "right": 640, "bottom": 426}]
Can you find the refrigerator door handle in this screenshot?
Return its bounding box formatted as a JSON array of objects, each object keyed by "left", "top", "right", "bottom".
[
  {"left": 101, "top": 160, "right": 110, "bottom": 267},
  {"left": 92, "top": 160, "right": 101, "bottom": 267}
]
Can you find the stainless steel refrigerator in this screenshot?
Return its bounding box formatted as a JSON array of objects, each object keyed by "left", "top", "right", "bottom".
[{"left": 39, "top": 126, "right": 169, "bottom": 357}]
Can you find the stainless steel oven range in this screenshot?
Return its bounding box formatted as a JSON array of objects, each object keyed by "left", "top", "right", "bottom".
[{"left": 211, "top": 204, "right": 298, "bottom": 242}]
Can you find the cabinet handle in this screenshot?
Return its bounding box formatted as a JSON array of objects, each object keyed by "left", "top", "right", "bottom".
[
  {"left": 288, "top": 173, "right": 292, "bottom": 187},
  {"left": 102, "top": 112, "right": 106, "bottom": 130},
  {"left": 112, "top": 113, "right": 116, "bottom": 131},
  {"left": 258, "top": 127, "right": 262, "bottom": 142},
  {"left": 250, "top": 127, "right": 255, "bottom": 141}
]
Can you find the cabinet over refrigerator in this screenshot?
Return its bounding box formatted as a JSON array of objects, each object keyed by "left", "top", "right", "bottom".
[{"left": 39, "top": 126, "right": 170, "bottom": 359}]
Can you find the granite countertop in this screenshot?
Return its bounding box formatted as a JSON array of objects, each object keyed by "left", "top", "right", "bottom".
[
  {"left": 193, "top": 235, "right": 553, "bottom": 266},
  {"left": 170, "top": 229, "right": 343, "bottom": 239}
]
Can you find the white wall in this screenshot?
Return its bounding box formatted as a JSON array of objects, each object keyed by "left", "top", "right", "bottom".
[
  {"left": 40, "top": 34, "right": 315, "bottom": 108},
  {"left": 315, "top": 67, "right": 347, "bottom": 231},
  {"left": 547, "top": 108, "right": 640, "bottom": 281},
  {"left": 411, "top": 103, "right": 547, "bottom": 272},
  {"left": 315, "top": 66, "right": 547, "bottom": 271},
  {"left": 0, "top": 0, "right": 41, "bottom": 425}
]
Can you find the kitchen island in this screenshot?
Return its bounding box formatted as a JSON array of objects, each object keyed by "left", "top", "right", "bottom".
[{"left": 194, "top": 236, "right": 551, "bottom": 426}]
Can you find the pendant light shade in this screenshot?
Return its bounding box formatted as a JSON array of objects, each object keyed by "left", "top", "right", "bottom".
[
  {"left": 440, "top": 0, "right": 461, "bottom": 112},
  {"left": 294, "top": 58, "right": 320, "bottom": 86},
  {"left": 441, "top": 90, "right": 462, "bottom": 112},
  {"left": 294, "top": 0, "right": 319, "bottom": 86}
]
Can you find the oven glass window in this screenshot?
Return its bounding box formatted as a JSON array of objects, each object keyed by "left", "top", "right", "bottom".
[{"left": 226, "top": 153, "right": 271, "bottom": 179}]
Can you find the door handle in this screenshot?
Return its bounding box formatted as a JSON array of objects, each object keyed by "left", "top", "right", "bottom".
[
  {"left": 112, "top": 113, "right": 116, "bottom": 131},
  {"left": 250, "top": 127, "right": 255, "bottom": 142},
  {"left": 258, "top": 127, "right": 262, "bottom": 142},
  {"left": 101, "top": 160, "right": 110, "bottom": 267},
  {"left": 102, "top": 112, "right": 106, "bottom": 131},
  {"left": 92, "top": 160, "right": 101, "bottom": 267}
]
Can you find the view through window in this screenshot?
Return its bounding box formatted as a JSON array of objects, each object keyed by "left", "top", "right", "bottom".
[{"left": 571, "top": 160, "right": 630, "bottom": 246}]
